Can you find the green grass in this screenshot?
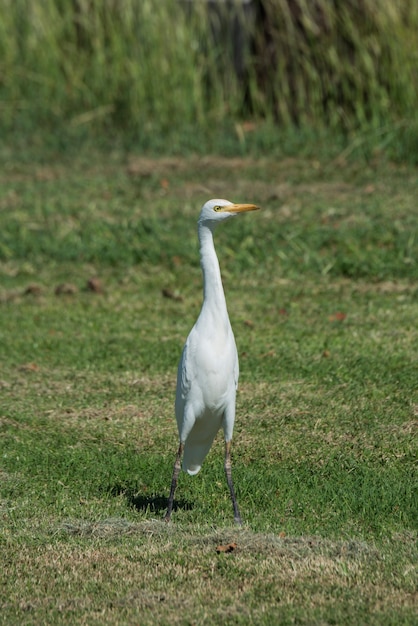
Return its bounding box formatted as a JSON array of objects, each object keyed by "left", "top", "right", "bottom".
[
  {"left": 1, "top": 1, "right": 418, "bottom": 161},
  {"left": 0, "top": 149, "right": 417, "bottom": 624}
]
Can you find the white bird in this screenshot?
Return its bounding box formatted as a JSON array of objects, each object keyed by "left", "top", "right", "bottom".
[{"left": 165, "top": 199, "right": 260, "bottom": 524}]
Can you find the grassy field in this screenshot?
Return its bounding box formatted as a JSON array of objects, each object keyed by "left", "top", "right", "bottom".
[{"left": 0, "top": 147, "right": 417, "bottom": 624}]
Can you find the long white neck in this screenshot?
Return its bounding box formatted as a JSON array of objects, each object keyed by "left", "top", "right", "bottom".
[{"left": 198, "top": 222, "right": 229, "bottom": 320}]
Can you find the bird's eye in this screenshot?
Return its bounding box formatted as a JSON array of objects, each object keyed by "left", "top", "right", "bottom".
[{"left": 213, "top": 205, "right": 222, "bottom": 212}]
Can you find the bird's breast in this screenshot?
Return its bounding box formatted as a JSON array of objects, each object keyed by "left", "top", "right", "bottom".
[{"left": 192, "top": 331, "right": 236, "bottom": 407}]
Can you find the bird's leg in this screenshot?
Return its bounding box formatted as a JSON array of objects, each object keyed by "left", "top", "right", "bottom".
[
  {"left": 165, "top": 442, "right": 183, "bottom": 522},
  {"left": 224, "top": 441, "right": 242, "bottom": 525}
]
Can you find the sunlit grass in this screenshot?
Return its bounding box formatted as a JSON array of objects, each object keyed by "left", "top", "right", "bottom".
[{"left": 0, "top": 150, "right": 416, "bottom": 624}]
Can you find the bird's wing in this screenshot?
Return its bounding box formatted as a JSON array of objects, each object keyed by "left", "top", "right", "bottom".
[
  {"left": 175, "top": 328, "right": 199, "bottom": 433},
  {"left": 177, "top": 331, "right": 195, "bottom": 397},
  {"left": 233, "top": 335, "right": 239, "bottom": 390}
]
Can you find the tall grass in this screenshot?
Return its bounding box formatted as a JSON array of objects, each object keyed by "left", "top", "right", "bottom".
[
  {"left": 0, "top": 0, "right": 417, "bottom": 156},
  {"left": 252, "top": 0, "right": 418, "bottom": 128},
  {"left": 0, "top": 0, "right": 213, "bottom": 133}
]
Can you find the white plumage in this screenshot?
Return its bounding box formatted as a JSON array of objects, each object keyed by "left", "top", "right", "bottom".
[{"left": 165, "top": 199, "right": 260, "bottom": 524}]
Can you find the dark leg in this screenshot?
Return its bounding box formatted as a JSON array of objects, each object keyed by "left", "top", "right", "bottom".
[
  {"left": 165, "top": 442, "right": 183, "bottom": 522},
  {"left": 224, "top": 441, "right": 242, "bottom": 525}
]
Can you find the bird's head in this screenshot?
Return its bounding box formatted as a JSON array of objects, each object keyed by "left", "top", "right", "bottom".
[{"left": 198, "top": 199, "right": 260, "bottom": 227}]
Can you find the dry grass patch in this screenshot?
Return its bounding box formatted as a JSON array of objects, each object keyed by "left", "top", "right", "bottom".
[{"left": 1, "top": 523, "right": 416, "bottom": 625}]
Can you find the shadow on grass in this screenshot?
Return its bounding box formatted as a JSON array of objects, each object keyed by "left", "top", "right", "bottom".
[{"left": 108, "top": 484, "right": 194, "bottom": 515}]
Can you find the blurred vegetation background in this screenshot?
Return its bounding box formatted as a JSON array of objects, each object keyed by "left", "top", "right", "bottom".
[{"left": 0, "top": 0, "right": 417, "bottom": 159}]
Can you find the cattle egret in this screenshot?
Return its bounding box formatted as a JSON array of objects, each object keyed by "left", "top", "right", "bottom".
[{"left": 165, "top": 199, "right": 260, "bottom": 524}]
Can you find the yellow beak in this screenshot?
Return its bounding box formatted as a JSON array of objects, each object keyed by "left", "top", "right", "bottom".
[{"left": 219, "top": 203, "right": 260, "bottom": 213}]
